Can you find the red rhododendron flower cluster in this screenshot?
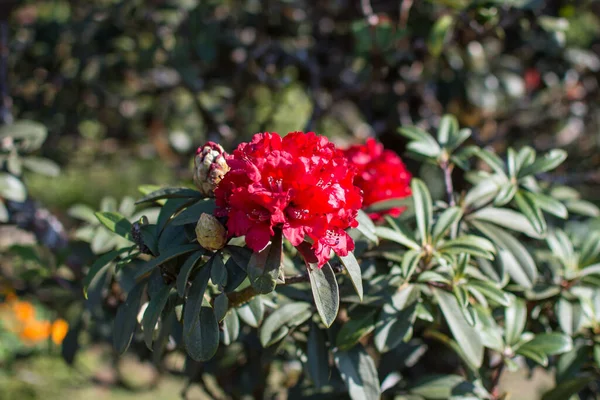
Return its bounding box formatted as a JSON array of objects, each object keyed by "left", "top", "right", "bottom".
[
  {"left": 343, "top": 138, "right": 412, "bottom": 220},
  {"left": 215, "top": 132, "right": 362, "bottom": 267}
]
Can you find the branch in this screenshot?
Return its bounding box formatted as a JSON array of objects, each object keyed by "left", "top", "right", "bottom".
[{"left": 440, "top": 159, "right": 456, "bottom": 206}]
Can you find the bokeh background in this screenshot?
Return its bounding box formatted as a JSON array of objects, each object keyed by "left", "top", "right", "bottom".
[{"left": 1, "top": 0, "right": 600, "bottom": 399}]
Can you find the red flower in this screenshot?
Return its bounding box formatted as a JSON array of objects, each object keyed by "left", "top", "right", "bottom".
[
  {"left": 215, "top": 132, "right": 363, "bottom": 267},
  {"left": 343, "top": 138, "right": 412, "bottom": 220}
]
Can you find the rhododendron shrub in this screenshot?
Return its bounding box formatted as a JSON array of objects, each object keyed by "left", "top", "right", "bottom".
[{"left": 86, "top": 115, "right": 600, "bottom": 400}]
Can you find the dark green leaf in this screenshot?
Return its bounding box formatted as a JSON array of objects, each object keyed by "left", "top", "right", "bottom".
[
  {"left": 334, "top": 345, "right": 381, "bottom": 400},
  {"left": 338, "top": 251, "right": 363, "bottom": 301},
  {"left": 412, "top": 179, "right": 433, "bottom": 244},
  {"left": 402, "top": 249, "right": 423, "bottom": 281},
  {"left": 519, "top": 333, "right": 573, "bottom": 356},
  {"left": 176, "top": 250, "right": 205, "bottom": 297},
  {"left": 336, "top": 311, "right": 376, "bottom": 351},
  {"left": 185, "top": 306, "right": 219, "bottom": 361},
  {"left": 114, "top": 280, "right": 146, "bottom": 355},
  {"left": 307, "top": 322, "right": 330, "bottom": 388},
  {"left": 432, "top": 207, "right": 463, "bottom": 243},
  {"left": 214, "top": 293, "right": 229, "bottom": 322},
  {"left": 136, "top": 187, "right": 202, "bottom": 205},
  {"left": 308, "top": 262, "right": 340, "bottom": 328},
  {"left": 542, "top": 376, "right": 595, "bottom": 400},
  {"left": 247, "top": 230, "right": 283, "bottom": 294},
  {"left": 374, "top": 285, "right": 420, "bottom": 353},
  {"left": 84, "top": 248, "right": 131, "bottom": 298},
  {"left": 142, "top": 284, "right": 173, "bottom": 349},
  {"left": 95, "top": 211, "right": 134, "bottom": 241},
  {"left": 433, "top": 288, "right": 483, "bottom": 368},
  {"left": 259, "top": 302, "right": 312, "bottom": 347},
  {"left": 171, "top": 199, "right": 217, "bottom": 226},
  {"left": 210, "top": 253, "right": 227, "bottom": 287},
  {"left": 135, "top": 243, "right": 200, "bottom": 280},
  {"left": 183, "top": 265, "right": 211, "bottom": 337}
]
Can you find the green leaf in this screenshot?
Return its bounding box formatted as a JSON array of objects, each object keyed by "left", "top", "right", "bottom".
[
  {"left": 307, "top": 323, "right": 330, "bottom": 388},
  {"left": 0, "top": 173, "right": 27, "bottom": 202},
  {"left": 247, "top": 230, "right": 283, "bottom": 294},
  {"left": 432, "top": 206, "right": 463, "bottom": 243},
  {"left": 84, "top": 248, "right": 131, "bottom": 298},
  {"left": 516, "top": 347, "right": 548, "bottom": 366},
  {"left": 334, "top": 344, "right": 381, "bottom": 400},
  {"left": 402, "top": 249, "right": 423, "bottom": 281},
  {"left": 428, "top": 14, "right": 455, "bottom": 57},
  {"left": 213, "top": 293, "right": 229, "bottom": 322},
  {"left": 0, "top": 200, "right": 7, "bottom": 222},
  {"left": 437, "top": 114, "right": 459, "bottom": 146},
  {"left": 135, "top": 243, "right": 200, "bottom": 279},
  {"left": 95, "top": 211, "right": 134, "bottom": 241},
  {"left": 504, "top": 297, "right": 527, "bottom": 346},
  {"left": 494, "top": 182, "right": 517, "bottom": 206},
  {"left": 470, "top": 221, "right": 537, "bottom": 288},
  {"left": 210, "top": 253, "right": 227, "bottom": 287},
  {"left": 468, "top": 280, "right": 510, "bottom": 306},
  {"left": 355, "top": 209, "right": 379, "bottom": 243},
  {"left": 516, "top": 146, "right": 536, "bottom": 170},
  {"left": 171, "top": 199, "right": 217, "bottom": 226},
  {"left": 579, "top": 231, "right": 600, "bottom": 266},
  {"left": 468, "top": 207, "right": 544, "bottom": 238},
  {"left": 183, "top": 265, "right": 211, "bottom": 337},
  {"left": 236, "top": 297, "right": 264, "bottom": 328},
  {"left": 308, "top": 262, "right": 340, "bottom": 328},
  {"left": 185, "top": 306, "right": 219, "bottom": 361},
  {"left": 519, "top": 333, "right": 573, "bottom": 356},
  {"left": 437, "top": 235, "right": 496, "bottom": 260},
  {"left": 142, "top": 284, "right": 173, "bottom": 349},
  {"left": 542, "top": 376, "right": 595, "bottom": 400},
  {"left": 259, "top": 302, "right": 312, "bottom": 347},
  {"left": 336, "top": 311, "right": 376, "bottom": 351},
  {"left": 556, "top": 298, "right": 584, "bottom": 337},
  {"left": 22, "top": 156, "right": 60, "bottom": 177},
  {"left": 507, "top": 148, "right": 517, "bottom": 178},
  {"left": 374, "top": 284, "right": 420, "bottom": 353},
  {"left": 114, "top": 280, "right": 146, "bottom": 355},
  {"left": 375, "top": 226, "right": 420, "bottom": 250},
  {"left": 529, "top": 192, "right": 568, "bottom": 219},
  {"left": 474, "top": 148, "right": 507, "bottom": 177},
  {"left": 412, "top": 179, "right": 433, "bottom": 244},
  {"left": 409, "top": 374, "right": 472, "bottom": 399},
  {"left": 135, "top": 187, "right": 202, "bottom": 205},
  {"left": 176, "top": 250, "right": 205, "bottom": 297},
  {"left": 0, "top": 120, "right": 47, "bottom": 151},
  {"left": 338, "top": 251, "right": 363, "bottom": 301},
  {"left": 519, "top": 149, "right": 567, "bottom": 178},
  {"left": 365, "top": 197, "right": 412, "bottom": 214},
  {"left": 221, "top": 309, "right": 240, "bottom": 345},
  {"left": 433, "top": 288, "right": 483, "bottom": 368},
  {"left": 514, "top": 191, "right": 546, "bottom": 235}
]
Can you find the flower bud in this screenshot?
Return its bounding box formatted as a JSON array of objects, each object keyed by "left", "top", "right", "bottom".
[
  {"left": 195, "top": 213, "right": 227, "bottom": 251},
  {"left": 193, "top": 142, "right": 230, "bottom": 197}
]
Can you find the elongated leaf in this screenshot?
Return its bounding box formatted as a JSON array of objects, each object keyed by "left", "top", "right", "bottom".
[
  {"left": 519, "top": 333, "right": 573, "bottom": 356},
  {"left": 530, "top": 192, "right": 568, "bottom": 219},
  {"left": 135, "top": 243, "right": 200, "bottom": 279},
  {"left": 307, "top": 323, "right": 330, "bottom": 388},
  {"left": 334, "top": 345, "right": 381, "bottom": 400},
  {"left": 338, "top": 251, "right": 363, "bottom": 301},
  {"left": 247, "top": 230, "right": 283, "bottom": 294},
  {"left": 519, "top": 149, "right": 567, "bottom": 178},
  {"left": 474, "top": 148, "right": 507, "bottom": 177},
  {"left": 236, "top": 297, "right": 264, "bottom": 328},
  {"left": 577, "top": 263, "right": 600, "bottom": 278},
  {"left": 308, "top": 262, "right": 340, "bottom": 328},
  {"left": 412, "top": 179, "right": 433, "bottom": 244},
  {"left": 259, "top": 302, "right": 312, "bottom": 347},
  {"left": 429, "top": 14, "right": 454, "bottom": 57},
  {"left": 375, "top": 226, "right": 420, "bottom": 250},
  {"left": 542, "top": 376, "right": 595, "bottom": 400},
  {"left": 142, "top": 284, "right": 173, "bottom": 349},
  {"left": 135, "top": 187, "right": 202, "bottom": 205},
  {"left": 468, "top": 280, "right": 510, "bottom": 306},
  {"left": 0, "top": 173, "right": 27, "bottom": 202},
  {"left": 470, "top": 221, "right": 537, "bottom": 288},
  {"left": 504, "top": 297, "right": 527, "bottom": 345},
  {"left": 171, "top": 199, "right": 217, "bottom": 226},
  {"left": 210, "top": 253, "right": 227, "bottom": 287},
  {"left": 176, "top": 250, "right": 205, "bottom": 297},
  {"left": 432, "top": 206, "right": 463, "bottom": 243},
  {"left": 494, "top": 182, "right": 517, "bottom": 206},
  {"left": 516, "top": 347, "right": 548, "bottom": 366},
  {"left": 183, "top": 265, "right": 211, "bottom": 337},
  {"left": 84, "top": 248, "right": 131, "bottom": 298},
  {"left": 366, "top": 197, "right": 412, "bottom": 214},
  {"left": 437, "top": 115, "right": 459, "bottom": 146},
  {"left": 375, "top": 285, "right": 420, "bottom": 353},
  {"left": 0, "top": 120, "right": 47, "bottom": 150},
  {"left": 468, "top": 207, "right": 543, "bottom": 238},
  {"left": 336, "top": 311, "right": 376, "bottom": 351},
  {"left": 402, "top": 249, "right": 423, "bottom": 281},
  {"left": 95, "top": 212, "right": 134, "bottom": 241},
  {"left": 409, "top": 374, "right": 472, "bottom": 399},
  {"left": 516, "top": 146, "right": 536, "bottom": 170},
  {"left": 514, "top": 191, "right": 546, "bottom": 235},
  {"left": 221, "top": 309, "right": 240, "bottom": 345},
  {"left": 433, "top": 288, "right": 483, "bottom": 368},
  {"left": 22, "top": 156, "right": 60, "bottom": 177},
  {"left": 355, "top": 209, "right": 378, "bottom": 243},
  {"left": 185, "top": 306, "right": 219, "bottom": 361},
  {"left": 114, "top": 280, "right": 146, "bottom": 354}
]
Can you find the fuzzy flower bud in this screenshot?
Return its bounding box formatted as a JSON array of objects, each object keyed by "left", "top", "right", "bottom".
[
  {"left": 193, "top": 142, "right": 230, "bottom": 197},
  {"left": 195, "top": 213, "right": 227, "bottom": 251}
]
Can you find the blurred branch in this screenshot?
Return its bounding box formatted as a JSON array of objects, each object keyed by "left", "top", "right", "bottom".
[{"left": 0, "top": 19, "right": 11, "bottom": 124}]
